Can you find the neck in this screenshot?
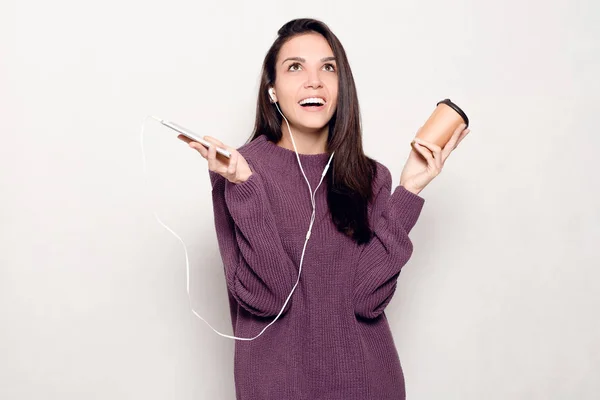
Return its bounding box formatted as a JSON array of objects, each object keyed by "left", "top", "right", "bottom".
[{"left": 276, "top": 123, "right": 329, "bottom": 155}]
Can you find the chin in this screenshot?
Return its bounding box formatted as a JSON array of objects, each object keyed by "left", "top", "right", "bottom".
[
  {"left": 300, "top": 122, "right": 330, "bottom": 134},
  {"left": 285, "top": 109, "right": 333, "bottom": 134},
  {"left": 296, "top": 116, "right": 332, "bottom": 131}
]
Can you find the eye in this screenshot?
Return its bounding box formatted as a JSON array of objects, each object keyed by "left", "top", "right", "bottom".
[
  {"left": 323, "top": 63, "right": 336, "bottom": 72},
  {"left": 288, "top": 62, "right": 302, "bottom": 71}
]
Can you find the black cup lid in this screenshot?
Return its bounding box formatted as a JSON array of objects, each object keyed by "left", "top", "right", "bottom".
[{"left": 436, "top": 98, "right": 469, "bottom": 127}]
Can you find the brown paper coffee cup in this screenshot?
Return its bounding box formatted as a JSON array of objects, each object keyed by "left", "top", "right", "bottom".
[{"left": 414, "top": 99, "right": 469, "bottom": 148}]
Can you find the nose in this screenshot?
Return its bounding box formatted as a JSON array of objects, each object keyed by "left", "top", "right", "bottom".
[{"left": 304, "top": 69, "right": 323, "bottom": 89}]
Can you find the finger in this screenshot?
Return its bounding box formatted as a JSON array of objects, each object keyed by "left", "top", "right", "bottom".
[
  {"left": 189, "top": 141, "right": 208, "bottom": 159},
  {"left": 454, "top": 123, "right": 467, "bottom": 136},
  {"left": 414, "top": 138, "right": 442, "bottom": 155},
  {"left": 410, "top": 126, "right": 423, "bottom": 147},
  {"left": 441, "top": 125, "right": 465, "bottom": 157},
  {"left": 213, "top": 147, "right": 231, "bottom": 176},
  {"left": 414, "top": 141, "right": 442, "bottom": 176},
  {"left": 454, "top": 128, "right": 470, "bottom": 148},
  {"left": 412, "top": 141, "right": 435, "bottom": 166},
  {"left": 204, "top": 136, "right": 236, "bottom": 162},
  {"left": 177, "top": 134, "right": 192, "bottom": 144},
  {"left": 449, "top": 124, "right": 467, "bottom": 149},
  {"left": 442, "top": 123, "right": 466, "bottom": 160},
  {"left": 227, "top": 150, "right": 239, "bottom": 176},
  {"left": 414, "top": 138, "right": 442, "bottom": 169},
  {"left": 206, "top": 142, "right": 219, "bottom": 172},
  {"left": 204, "top": 136, "right": 226, "bottom": 148}
]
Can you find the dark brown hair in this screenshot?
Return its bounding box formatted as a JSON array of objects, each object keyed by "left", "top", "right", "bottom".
[{"left": 247, "top": 18, "right": 377, "bottom": 245}]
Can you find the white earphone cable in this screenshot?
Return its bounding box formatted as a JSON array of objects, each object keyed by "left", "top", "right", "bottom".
[{"left": 140, "top": 108, "right": 333, "bottom": 341}]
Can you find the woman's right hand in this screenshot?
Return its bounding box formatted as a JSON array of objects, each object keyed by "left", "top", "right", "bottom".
[{"left": 178, "top": 134, "right": 253, "bottom": 184}]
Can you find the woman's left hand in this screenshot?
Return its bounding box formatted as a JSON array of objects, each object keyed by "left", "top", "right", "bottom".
[{"left": 399, "top": 123, "right": 470, "bottom": 195}]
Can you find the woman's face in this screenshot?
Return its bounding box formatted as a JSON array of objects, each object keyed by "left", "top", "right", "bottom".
[{"left": 273, "top": 33, "right": 339, "bottom": 134}]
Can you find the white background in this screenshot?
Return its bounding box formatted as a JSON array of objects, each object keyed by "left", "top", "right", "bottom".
[{"left": 1, "top": 0, "right": 598, "bottom": 398}]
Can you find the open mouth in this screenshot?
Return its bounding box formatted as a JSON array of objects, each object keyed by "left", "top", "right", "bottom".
[{"left": 298, "top": 97, "right": 326, "bottom": 109}]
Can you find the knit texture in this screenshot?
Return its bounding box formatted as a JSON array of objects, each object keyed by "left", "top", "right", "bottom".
[{"left": 209, "top": 134, "right": 425, "bottom": 400}]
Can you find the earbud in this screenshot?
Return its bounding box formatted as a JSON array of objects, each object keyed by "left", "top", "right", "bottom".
[{"left": 268, "top": 87, "right": 277, "bottom": 103}]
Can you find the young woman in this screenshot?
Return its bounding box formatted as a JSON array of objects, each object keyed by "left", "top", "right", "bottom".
[{"left": 182, "top": 18, "right": 469, "bottom": 400}]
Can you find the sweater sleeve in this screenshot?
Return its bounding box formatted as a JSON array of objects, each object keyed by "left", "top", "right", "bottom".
[
  {"left": 353, "top": 164, "right": 425, "bottom": 319},
  {"left": 209, "top": 168, "right": 296, "bottom": 318}
]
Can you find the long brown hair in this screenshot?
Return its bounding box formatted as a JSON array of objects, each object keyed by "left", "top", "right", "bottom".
[{"left": 247, "top": 18, "right": 377, "bottom": 245}]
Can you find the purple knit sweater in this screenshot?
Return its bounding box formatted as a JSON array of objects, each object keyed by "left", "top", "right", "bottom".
[{"left": 209, "top": 134, "right": 425, "bottom": 400}]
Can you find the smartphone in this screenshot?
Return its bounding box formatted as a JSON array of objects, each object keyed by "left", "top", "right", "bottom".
[{"left": 157, "top": 118, "right": 232, "bottom": 159}]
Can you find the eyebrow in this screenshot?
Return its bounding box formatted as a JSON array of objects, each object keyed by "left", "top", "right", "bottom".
[{"left": 281, "top": 56, "right": 336, "bottom": 65}]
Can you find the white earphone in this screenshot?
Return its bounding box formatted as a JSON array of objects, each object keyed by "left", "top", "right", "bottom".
[{"left": 268, "top": 87, "right": 277, "bottom": 102}]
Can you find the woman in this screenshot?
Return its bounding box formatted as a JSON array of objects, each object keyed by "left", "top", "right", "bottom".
[{"left": 182, "top": 18, "right": 469, "bottom": 400}]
